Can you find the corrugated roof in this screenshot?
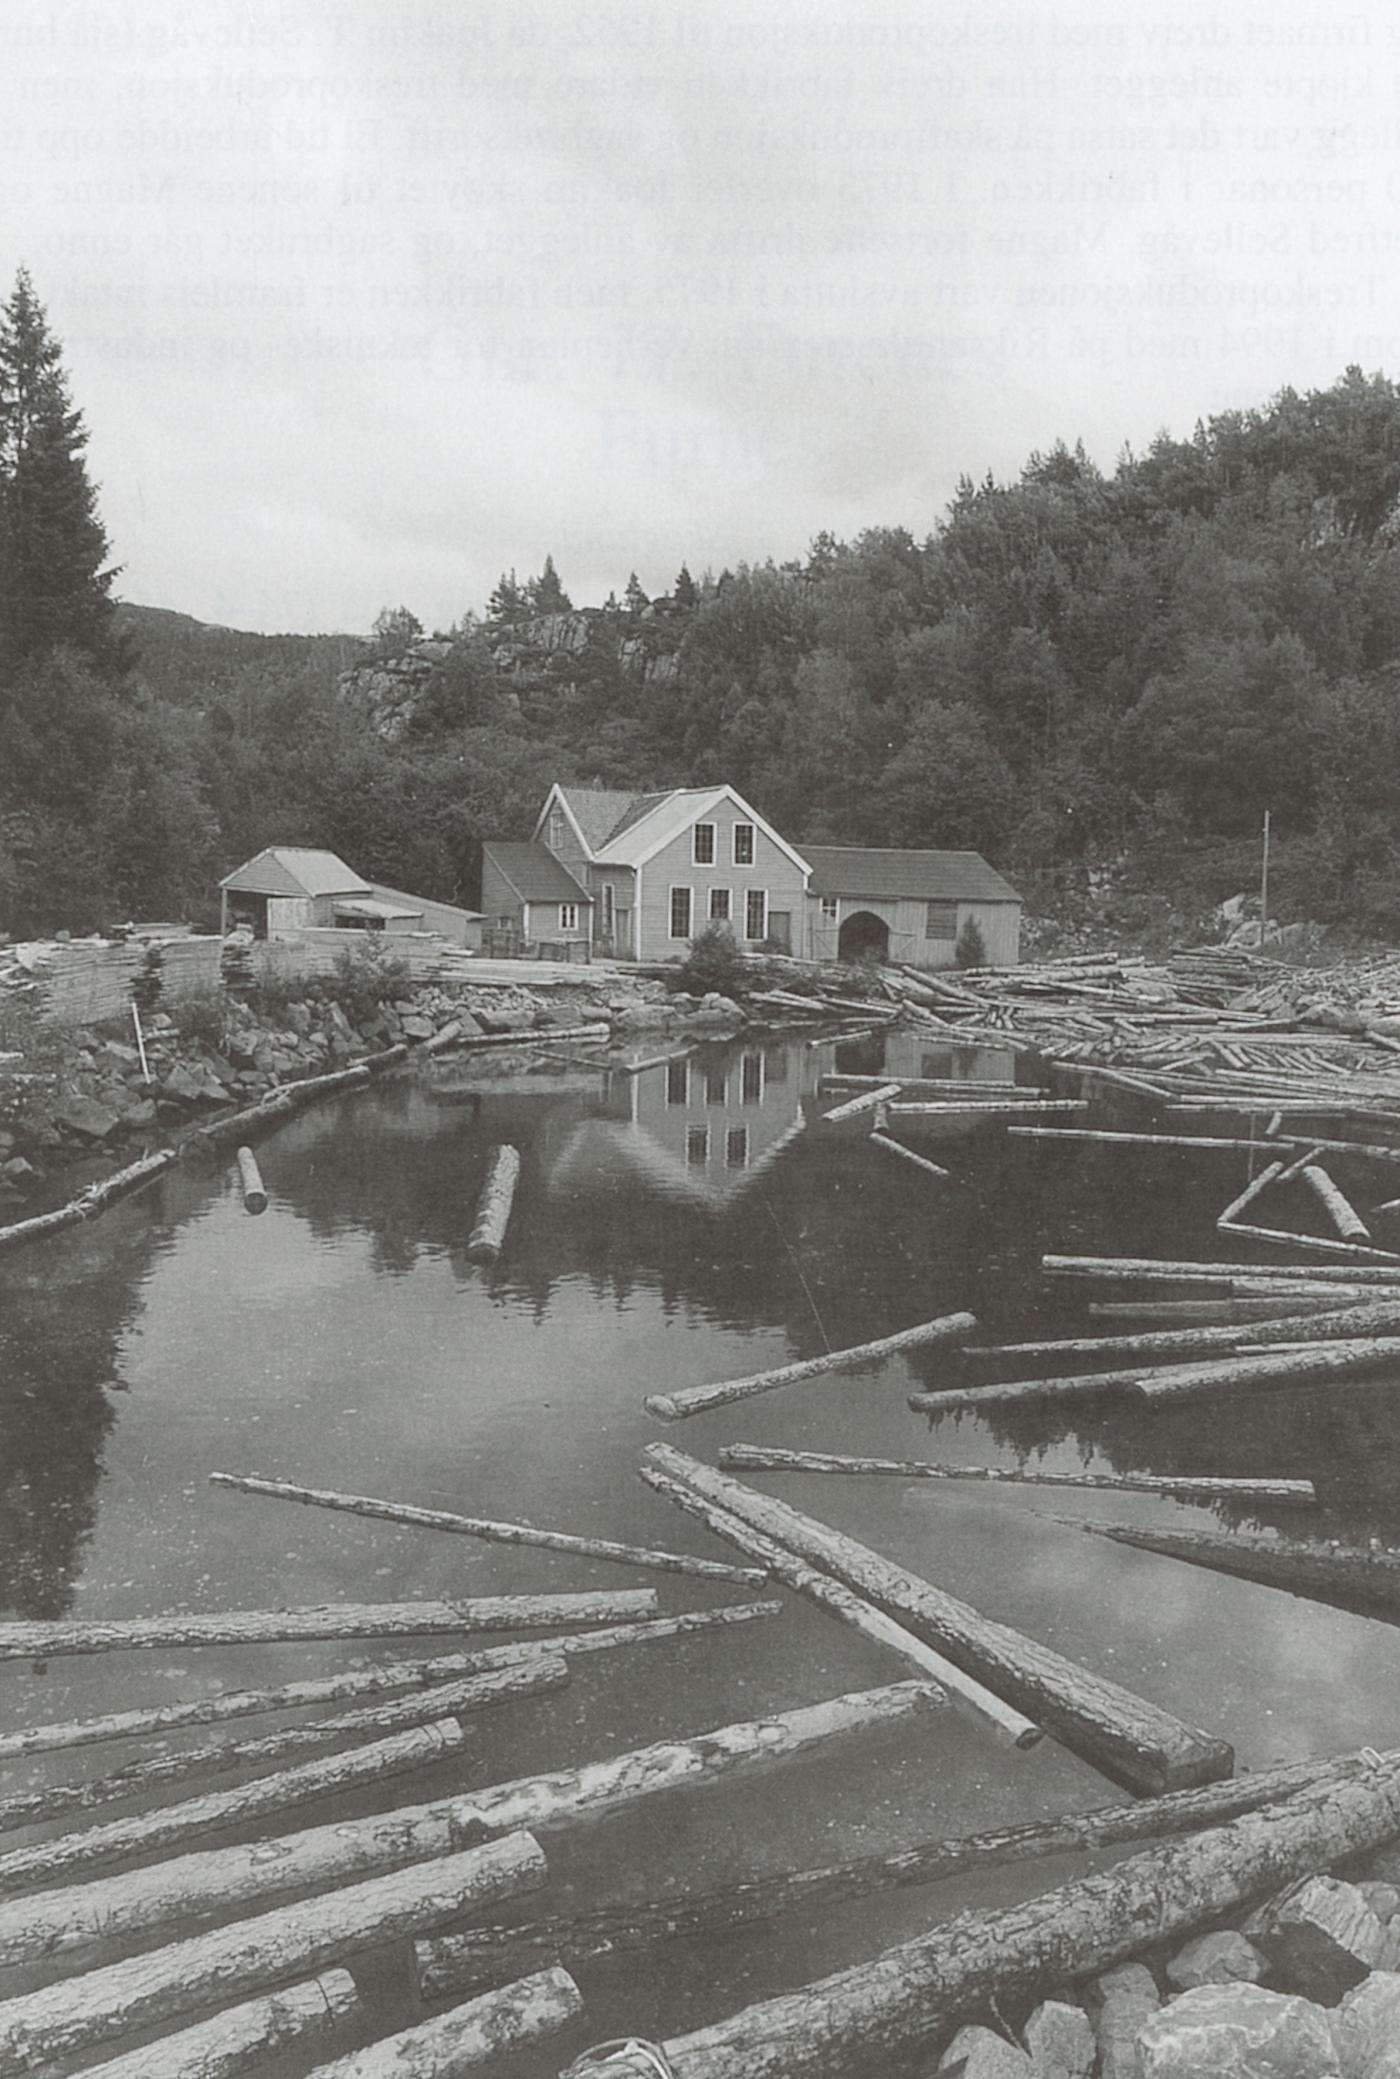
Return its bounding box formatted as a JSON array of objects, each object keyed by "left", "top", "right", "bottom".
[
  {"left": 803, "top": 846, "right": 1021, "bottom": 904},
  {"left": 219, "top": 847, "right": 371, "bottom": 898},
  {"left": 483, "top": 842, "right": 592, "bottom": 905}
]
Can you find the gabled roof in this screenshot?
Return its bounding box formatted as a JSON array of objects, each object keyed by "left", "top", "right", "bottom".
[
  {"left": 803, "top": 846, "right": 1021, "bottom": 905},
  {"left": 219, "top": 847, "right": 371, "bottom": 898},
  {"left": 536, "top": 785, "right": 673, "bottom": 857},
  {"left": 482, "top": 841, "right": 592, "bottom": 906},
  {"left": 595, "top": 786, "right": 812, "bottom": 876}
]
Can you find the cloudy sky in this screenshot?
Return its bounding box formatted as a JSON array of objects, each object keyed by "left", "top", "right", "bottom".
[{"left": 4, "top": 0, "right": 1396, "bottom": 634}]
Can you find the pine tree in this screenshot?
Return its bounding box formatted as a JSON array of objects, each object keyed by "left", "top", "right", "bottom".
[
  {"left": 672, "top": 564, "right": 698, "bottom": 610},
  {"left": 486, "top": 568, "right": 528, "bottom": 626},
  {"left": 526, "top": 553, "right": 571, "bottom": 615},
  {"left": 624, "top": 570, "right": 650, "bottom": 613},
  {"left": 0, "top": 268, "right": 119, "bottom": 674}
]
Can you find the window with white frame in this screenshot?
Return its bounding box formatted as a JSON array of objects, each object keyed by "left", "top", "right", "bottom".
[
  {"left": 820, "top": 895, "right": 839, "bottom": 923},
  {"left": 692, "top": 822, "right": 716, "bottom": 865},
  {"left": 669, "top": 886, "right": 693, "bottom": 940},
  {"left": 600, "top": 883, "right": 615, "bottom": 938},
  {"left": 548, "top": 809, "right": 567, "bottom": 852},
  {"left": 709, "top": 887, "right": 731, "bottom": 924},
  {"left": 744, "top": 887, "right": 767, "bottom": 942},
  {"left": 925, "top": 900, "right": 958, "bottom": 940},
  {"left": 740, "top": 1053, "right": 763, "bottom": 1104},
  {"left": 558, "top": 903, "right": 578, "bottom": 931},
  {"left": 686, "top": 1126, "right": 709, "bottom": 1166},
  {"left": 666, "top": 1058, "right": 690, "bottom": 1106},
  {"left": 725, "top": 1126, "right": 749, "bottom": 1168},
  {"left": 732, "top": 822, "right": 755, "bottom": 866}
]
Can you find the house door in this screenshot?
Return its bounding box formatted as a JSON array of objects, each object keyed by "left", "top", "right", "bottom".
[
  {"left": 768, "top": 910, "right": 791, "bottom": 952},
  {"left": 615, "top": 908, "right": 633, "bottom": 958}
]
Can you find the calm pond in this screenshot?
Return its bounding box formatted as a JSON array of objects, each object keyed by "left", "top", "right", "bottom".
[{"left": 5, "top": 1027, "right": 1400, "bottom": 2068}]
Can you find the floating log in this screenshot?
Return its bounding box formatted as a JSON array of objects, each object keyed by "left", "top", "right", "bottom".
[
  {"left": 208, "top": 1471, "right": 766, "bottom": 1587},
  {"left": 642, "top": 1445, "right": 1232, "bottom": 1795},
  {"left": 0, "top": 1717, "right": 468, "bottom": 1895},
  {"left": 454, "top": 1022, "right": 609, "bottom": 1051},
  {"left": 419, "top": 1750, "right": 1372, "bottom": 1999},
  {"left": 1009, "top": 1129, "right": 1281, "bottom": 1151},
  {"left": 819, "top": 1083, "right": 902, "bottom": 1123},
  {"left": 303, "top": 1969, "right": 582, "bottom": 2076},
  {"left": 0, "top": 1590, "right": 656, "bottom": 1661},
  {"left": 884, "top": 1099, "right": 1089, "bottom": 1116},
  {"left": 644, "top": 1313, "right": 977, "bottom": 1423},
  {"left": 76, "top": 1970, "right": 361, "bottom": 2079},
  {"left": 466, "top": 1144, "right": 520, "bottom": 1265},
  {"left": 1301, "top": 1165, "right": 1372, "bottom": 1242},
  {"left": 0, "top": 1659, "right": 567, "bottom": 1834},
  {"left": 821, "top": 1075, "right": 1026, "bottom": 1095},
  {"left": 1215, "top": 1158, "right": 1287, "bottom": 1228},
  {"left": 640, "top": 1462, "right": 1039, "bottom": 1747},
  {"left": 0, "top": 1678, "right": 925, "bottom": 1966},
  {"left": 197, "top": 1065, "right": 375, "bottom": 1153},
  {"left": 560, "top": 1759, "right": 1400, "bottom": 2079},
  {"left": 975, "top": 1300, "right": 1400, "bottom": 1365},
  {"left": 868, "top": 1132, "right": 951, "bottom": 1181},
  {"left": 1087, "top": 1297, "right": 1359, "bottom": 1322},
  {"left": 715, "top": 1445, "right": 1315, "bottom": 1507},
  {"left": 1217, "top": 1219, "right": 1400, "bottom": 1264},
  {"left": 234, "top": 1146, "right": 267, "bottom": 1215},
  {"left": 1044, "top": 1254, "right": 1400, "bottom": 1286},
  {"left": 1080, "top": 1522, "right": 1400, "bottom": 1616},
  {"left": 0, "top": 1601, "right": 780, "bottom": 1765},
  {"left": 1131, "top": 1337, "right": 1400, "bottom": 1403},
  {"left": 0, "top": 1148, "right": 178, "bottom": 1255},
  {"left": 0, "top": 1832, "right": 546, "bottom": 2074}
]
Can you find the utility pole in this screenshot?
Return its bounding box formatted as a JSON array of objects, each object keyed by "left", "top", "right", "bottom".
[{"left": 1259, "top": 808, "right": 1271, "bottom": 949}]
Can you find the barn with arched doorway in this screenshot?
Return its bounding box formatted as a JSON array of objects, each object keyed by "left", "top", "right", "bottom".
[{"left": 804, "top": 845, "right": 1022, "bottom": 970}]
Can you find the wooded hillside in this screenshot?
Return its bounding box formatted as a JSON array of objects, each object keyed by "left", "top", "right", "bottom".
[{"left": 5, "top": 265, "right": 1400, "bottom": 944}]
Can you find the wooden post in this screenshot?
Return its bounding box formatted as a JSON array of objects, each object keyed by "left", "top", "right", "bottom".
[
  {"left": 235, "top": 1146, "right": 267, "bottom": 1215},
  {"left": 0, "top": 1833, "right": 547, "bottom": 2073},
  {"left": 641, "top": 1445, "right": 1233, "bottom": 1796},
  {"left": 466, "top": 1145, "right": 519, "bottom": 1265},
  {"left": 0, "top": 1589, "right": 657, "bottom": 1661},
  {"left": 208, "top": 1472, "right": 767, "bottom": 1587},
  {"left": 75, "top": 1971, "right": 362, "bottom": 2079},
  {"left": 558, "top": 1761, "right": 1400, "bottom": 2079},
  {"left": 418, "top": 1752, "right": 1371, "bottom": 2000},
  {"left": 644, "top": 1313, "right": 977, "bottom": 1423},
  {"left": 299, "top": 1969, "right": 582, "bottom": 2076},
  {"left": 0, "top": 1717, "right": 469, "bottom": 1895}
]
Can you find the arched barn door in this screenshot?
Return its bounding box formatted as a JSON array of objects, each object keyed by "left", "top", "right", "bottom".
[{"left": 837, "top": 910, "right": 890, "bottom": 963}]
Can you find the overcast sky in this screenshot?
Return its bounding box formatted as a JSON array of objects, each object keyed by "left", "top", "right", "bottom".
[{"left": 4, "top": 0, "right": 1396, "bottom": 634}]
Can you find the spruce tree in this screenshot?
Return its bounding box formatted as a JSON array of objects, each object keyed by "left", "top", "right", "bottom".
[{"left": 0, "top": 267, "right": 119, "bottom": 675}]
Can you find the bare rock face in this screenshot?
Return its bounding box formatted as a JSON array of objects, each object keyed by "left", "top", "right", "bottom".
[
  {"left": 1022, "top": 1998, "right": 1095, "bottom": 2078},
  {"left": 1088, "top": 1962, "right": 1161, "bottom": 2079},
  {"left": 1332, "top": 1970, "right": 1400, "bottom": 2078},
  {"left": 1137, "top": 1983, "right": 1339, "bottom": 2077},
  {"left": 1255, "top": 1877, "right": 1389, "bottom": 2005},
  {"left": 937, "top": 2023, "right": 1032, "bottom": 2078},
  {"left": 1166, "top": 1930, "right": 1269, "bottom": 1991}
]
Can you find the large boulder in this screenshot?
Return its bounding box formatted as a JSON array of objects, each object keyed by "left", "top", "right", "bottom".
[
  {"left": 1332, "top": 1971, "right": 1400, "bottom": 2078},
  {"left": 52, "top": 1095, "right": 121, "bottom": 1140},
  {"left": 937, "top": 2023, "right": 1032, "bottom": 2078},
  {"left": 1088, "top": 1962, "right": 1161, "bottom": 2079},
  {"left": 1255, "top": 1878, "right": 1389, "bottom": 2005},
  {"left": 1167, "top": 1930, "right": 1269, "bottom": 1992},
  {"left": 1137, "top": 1983, "right": 1338, "bottom": 2076},
  {"left": 1023, "top": 1998, "right": 1095, "bottom": 2078}
]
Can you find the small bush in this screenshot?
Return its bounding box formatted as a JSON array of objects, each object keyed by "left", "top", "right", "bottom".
[
  {"left": 675, "top": 923, "right": 747, "bottom": 999},
  {"left": 954, "top": 916, "right": 987, "bottom": 968},
  {"left": 326, "top": 940, "right": 411, "bottom": 1024},
  {"left": 168, "top": 984, "right": 231, "bottom": 1050}
]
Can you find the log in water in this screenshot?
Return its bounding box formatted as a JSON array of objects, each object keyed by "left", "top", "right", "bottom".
[
  {"left": 0, "top": 1833, "right": 547, "bottom": 2073},
  {"left": 235, "top": 1146, "right": 267, "bottom": 1214},
  {"left": 1079, "top": 1521, "right": 1400, "bottom": 1617},
  {"left": 465, "top": 1144, "right": 520, "bottom": 1264},
  {"left": 208, "top": 1471, "right": 766, "bottom": 1586},
  {"left": 0, "top": 1590, "right": 657, "bottom": 1661},
  {"left": 644, "top": 1314, "right": 976, "bottom": 1423},
  {"left": 76, "top": 1971, "right": 362, "bottom": 2079},
  {"left": 715, "top": 1445, "right": 1315, "bottom": 1507},
  {"left": 301, "top": 1969, "right": 582, "bottom": 2076},
  {"left": 560, "top": 1759, "right": 1400, "bottom": 2079},
  {"left": 642, "top": 1445, "right": 1233, "bottom": 1795}
]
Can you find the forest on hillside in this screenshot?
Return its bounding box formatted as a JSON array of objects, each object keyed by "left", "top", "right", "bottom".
[{"left": 5, "top": 261, "right": 1400, "bottom": 943}]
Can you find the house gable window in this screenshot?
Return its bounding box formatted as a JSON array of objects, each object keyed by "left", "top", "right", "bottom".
[
  {"left": 732, "top": 822, "right": 755, "bottom": 866},
  {"left": 693, "top": 822, "right": 716, "bottom": 865},
  {"left": 709, "top": 887, "right": 731, "bottom": 924},
  {"left": 820, "top": 896, "right": 839, "bottom": 923},
  {"left": 559, "top": 902, "right": 578, "bottom": 931},
  {"left": 547, "top": 808, "right": 568, "bottom": 853},
  {"left": 744, "top": 887, "right": 767, "bottom": 943},
  {"left": 669, "top": 886, "right": 693, "bottom": 940},
  {"left": 925, "top": 900, "right": 958, "bottom": 940}
]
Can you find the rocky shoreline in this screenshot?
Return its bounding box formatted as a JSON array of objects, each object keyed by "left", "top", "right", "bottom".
[{"left": 0, "top": 968, "right": 745, "bottom": 1212}]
